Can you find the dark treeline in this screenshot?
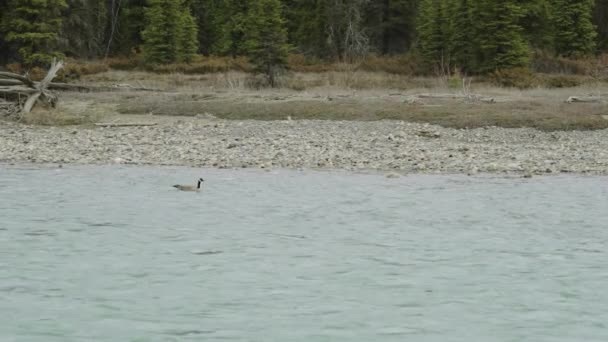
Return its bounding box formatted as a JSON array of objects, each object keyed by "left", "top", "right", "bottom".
[{"left": 1, "top": 0, "right": 607, "bottom": 75}]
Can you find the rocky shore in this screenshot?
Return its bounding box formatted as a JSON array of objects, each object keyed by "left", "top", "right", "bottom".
[{"left": 1, "top": 117, "right": 608, "bottom": 175}]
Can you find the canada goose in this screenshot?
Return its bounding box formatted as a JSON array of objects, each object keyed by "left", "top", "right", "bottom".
[{"left": 173, "top": 178, "right": 204, "bottom": 192}]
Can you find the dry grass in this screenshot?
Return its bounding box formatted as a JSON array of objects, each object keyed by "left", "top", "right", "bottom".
[
  {"left": 21, "top": 101, "right": 106, "bottom": 126},
  {"left": 74, "top": 69, "right": 608, "bottom": 131},
  {"left": 110, "top": 84, "right": 608, "bottom": 131}
]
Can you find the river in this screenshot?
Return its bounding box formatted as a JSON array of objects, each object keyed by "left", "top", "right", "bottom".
[{"left": 1, "top": 165, "right": 607, "bottom": 341}]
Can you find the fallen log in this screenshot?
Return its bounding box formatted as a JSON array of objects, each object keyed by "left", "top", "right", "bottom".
[
  {"left": 48, "top": 83, "right": 159, "bottom": 92},
  {"left": 0, "top": 59, "right": 63, "bottom": 114},
  {"left": 410, "top": 93, "right": 496, "bottom": 103},
  {"left": 566, "top": 96, "right": 603, "bottom": 103},
  {"left": 0, "top": 99, "right": 19, "bottom": 118},
  {"left": 95, "top": 122, "right": 158, "bottom": 127},
  {"left": 0, "top": 79, "right": 157, "bottom": 92}
]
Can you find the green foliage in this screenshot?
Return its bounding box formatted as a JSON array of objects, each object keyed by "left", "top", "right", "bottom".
[
  {"left": 210, "top": 0, "right": 251, "bottom": 56},
  {"left": 113, "top": 0, "right": 147, "bottom": 56},
  {"left": 475, "top": 0, "right": 529, "bottom": 72},
  {"left": 188, "top": 0, "right": 215, "bottom": 55},
  {"left": 1, "top": 0, "right": 68, "bottom": 66},
  {"left": 0, "top": 1, "right": 6, "bottom": 65},
  {"left": 244, "top": 0, "right": 290, "bottom": 86},
  {"left": 552, "top": 0, "right": 597, "bottom": 57},
  {"left": 142, "top": 0, "right": 198, "bottom": 64},
  {"left": 417, "top": 0, "right": 453, "bottom": 70},
  {"left": 452, "top": 0, "right": 476, "bottom": 72},
  {"left": 1, "top": 0, "right": 606, "bottom": 75},
  {"left": 62, "top": 0, "right": 107, "bottom": 58},
  {"left": 595, "top": 0, "right": 608, "bottom": 51},
  {"left": 284, "top": 0, "right": 330, "bottom": 58},
  {"left": 519, "top": 0, "right": 553, "bottom": 49},
  {"left": 364, "top": 0, "right": 419, "bottom": 55},
  {"left": 176, "top": 5, "right": 199, "bottom": 62},
  {"left": 488, "top": 67, "right": 538, "bottom": 89}
]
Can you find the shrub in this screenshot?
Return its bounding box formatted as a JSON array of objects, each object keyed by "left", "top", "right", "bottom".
[
  {"left": 542, "top": 74, "right": 583, "bottom": 88},
  {"left": 59, "top": 60, "right": 109, "bottom": 80},
  {"left": 106, "top": 56, "right": 142, "bottom": 70},
  {"left": 488, "top": 67, "right": 538, "bottom": 89},
  {"left": 531, "top": 51, "right": 593, "bottom": 74},
  {"left": 359, "top": 54, "right": 421, "bottom": 75},
  {"left": 287, "top": 54, "right": 334, "bottom": 73},
  {"left": 146, "top": 56, "right": 251, "bottom": 74}
]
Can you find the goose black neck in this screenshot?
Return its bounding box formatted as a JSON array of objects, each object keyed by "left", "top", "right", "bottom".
[{"left": 197, "top": 180, "right": 202, "bottom": 189}]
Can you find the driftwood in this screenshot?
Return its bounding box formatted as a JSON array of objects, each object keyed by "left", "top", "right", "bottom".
[
  {"left": 0, "top": 99, "right": 20, "bottom": 118},
  {"left": 409, "top": 93, "right": 496, "bottom": 104},
  {"left": 1, "top": 61, "right": 158, "bottom": 118},
  {"left": 95, "top": 122, "right": 158, "bottom": 127},
  {"left": 0, "top": 78, "right": 157, "bottom": 93},
  {"left": 0, "top": 59, "right": 64, "bottom": 114},
  {"left": 566, "top": 96, "right": 603, "bottom": 104},
  {"left": 45, "top": 82, "right": 159, "bottom": 92}
]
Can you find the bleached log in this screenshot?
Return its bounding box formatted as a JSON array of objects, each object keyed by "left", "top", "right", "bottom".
[
  {"left": 0, "top": 71, "right": 36, "bottom": 87},
  {"left": 0, "top": 86, "right": 39, "bottom": 95},
  {"left": 566, "top": 96, "right": 602, "bottom": 103},
  {"left": 95, "top": 122, "right": 158, "bottom": 127},
  {"left": 0, "top": 59, "right": 64, "bottom": 114},
  {"left": 417, "top": 93, "right": 469, "bottom": 99},
  {"left": 413, "top": 93, "right": 495, "bottom": 103}
]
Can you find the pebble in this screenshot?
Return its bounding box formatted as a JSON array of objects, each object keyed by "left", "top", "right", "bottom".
[{"left": 1, "top": 119, "right": 607, "bottom": 175}]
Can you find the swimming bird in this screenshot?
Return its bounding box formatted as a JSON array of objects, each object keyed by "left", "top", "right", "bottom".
[{"left": 173, "top": 178, "right": 204, "bottom": 192}]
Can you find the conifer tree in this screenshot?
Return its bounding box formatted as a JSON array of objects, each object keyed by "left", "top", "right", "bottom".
[
  {"left": 0, "top": 1, "right": 6, "bottom": 64},
  {"left": 244, "top": 0, "right": 290, "bottom": 86},
  {"left": 142, "top": 0, "right": 198, "bottom": 64},
  {"left": 594, "top": 0, "right": 608, "bottom": 52},
  {"left": 451, "top": 0, "right": 476, "bottom": 72},
  {"left": 284, "top": 0, "right": 330, "bottom": 58},
  {"left": 519, "top": 0, "right": 552, "bottom": 50},
  {"left": 176, "top": 0, "right": 199, "bottom": 62},
  {"left": 114, "top": 0, "right": 147, "bottom": 56},
  {"left": 417, "top": 0, "right": 453, "bottom": 70},
  {"left": 475, "top": 0, "right": 529, "bottom": 71},
  {"left": 364, "top": 0, "right": 419, "bottom": 55},
  {"left": 62, "top": 0, "right": 107, "bottom": 58},
  {"left": 189, "top": 0, "right": 218, "bottom": 55},
  {"left": 212, "top": 0, "right": 251, "bottom": 56},
  {"left": 1, "top": 0, "right": 68, "bottom": 66},
  {"left": 552, "top": 0, "right": 597, "bottom": 57}
]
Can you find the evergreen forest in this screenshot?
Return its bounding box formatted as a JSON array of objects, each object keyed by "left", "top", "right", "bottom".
[{"left": 0, "top": 0, "right": 607, "bottom": 76}]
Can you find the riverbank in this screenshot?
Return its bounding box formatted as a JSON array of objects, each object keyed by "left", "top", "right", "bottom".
[{"left": 2, "top": 116, "right": 608, "bottom": 175}]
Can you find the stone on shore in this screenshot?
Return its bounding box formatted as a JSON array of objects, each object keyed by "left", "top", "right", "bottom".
[{"left": 1, "top": 118, "right": 607, "bottom": 175}]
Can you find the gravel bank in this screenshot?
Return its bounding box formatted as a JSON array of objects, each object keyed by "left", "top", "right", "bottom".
[{"left": 1, "top": 118, "right": 608, "bottom": 175}]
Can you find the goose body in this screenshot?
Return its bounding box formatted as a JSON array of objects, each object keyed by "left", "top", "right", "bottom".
[{"left": 173, "top": 178, "right": 204, "bottom": 192}]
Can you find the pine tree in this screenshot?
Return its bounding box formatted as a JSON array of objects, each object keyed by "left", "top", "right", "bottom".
[
  {"left": 176, "top": 5, "right": 199, "bottom": 62},
  {"left": 284, "top": 0, "right": 330, "bottom": 58},
  {"left": 451, "top": 0, "right": 476, "bottom": 72},
  {"left": 113, "top": 0, "right": 147, "bottom": 56},
  {"left": 552, "top": 0, "right": 597, "bottom": 57},
  {"left": 417, "top": 0, "right": 453, "bottom": 70},
  {"left": 475, "top": 0, "right": 529, "bottom": 72},
  {"left": 62, "top": 0, "right": 107, "bottom": 58},
  {"left": 1, "top": 0, "right": 68, "bottom": 66},
  {"left": 0, "top": 0, "right": 6, "bottom": 64},
  {"left": 519, "top": 0, "right": 553, "bottom": 50},
  {"left": 364, "top": 0, "right": 418, "bottom": 55},
  {"left": 212, "top": 0, "right": 251, "bottom": 56},
  {"left": 142, "top": 0, "right": 198, "bottom": 64},
  {"left": 595, "top": 0, "right": 608, "bottom": 52},
  {"left": 244, "top": 0, "right": 290, "bottom": 86},
  {"left": 189, "top": 0, "right": 218, "bottom": 55}
]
